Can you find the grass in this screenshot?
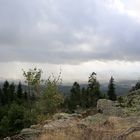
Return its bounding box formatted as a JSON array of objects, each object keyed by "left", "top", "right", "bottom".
[{"left": 37, "top": 126, "right": 118, "bottom": 140}]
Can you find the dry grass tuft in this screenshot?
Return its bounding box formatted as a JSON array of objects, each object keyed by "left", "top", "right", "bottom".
[{"left": 37, "top": 126, "right": 118, "bottom": 140}]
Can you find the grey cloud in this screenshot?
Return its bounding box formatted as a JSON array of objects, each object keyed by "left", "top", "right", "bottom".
[{"left": 0, "top": 0, "right": 140, "bottom": 64}]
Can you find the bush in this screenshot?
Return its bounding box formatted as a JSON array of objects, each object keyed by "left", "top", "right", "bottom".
[
  {"left": 39, "top": 76, "right": 64, "bottom": 115},
  {"left": 0, "top": 116, "right": 10, "bottom": 137},
  {"left": 0, "top": 103, "right": 37, "bottom": 137}
]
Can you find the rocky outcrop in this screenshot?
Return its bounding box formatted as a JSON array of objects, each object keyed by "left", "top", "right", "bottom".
[
  {"left": 9, "top": 90, "right": 140, "bottom": 140},
  {"left": 97, "top": 99, "right": 124, "bottom": 117},
  {"left": 9, "top": 113, "right": 82, "bottom": 140},
  {"left": 37, "top": 115, "right": 140, "bottom": 140},
  {"left": 119, "top": 89, "right": 140, "bottom": 116},
  {"left": 10, "top": 112, "right": 140, "bottom": 140}
]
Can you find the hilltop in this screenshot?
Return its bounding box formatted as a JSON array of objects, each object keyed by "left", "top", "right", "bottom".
[{"left": 9, "top": 89, "right": 140, "bottom": 140}]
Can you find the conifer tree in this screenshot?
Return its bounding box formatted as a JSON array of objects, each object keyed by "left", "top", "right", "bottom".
[
  {"left": 2, "top": 81, "right": 10, "bottom": 104},
  {"left": 81, "top": 87, "right": 88, "bottom": 108},
  {"left": 87, "top": 72, "right": 101, "bottom": 107},
  {"left": 107, "top": 76, "right": 117, "bottom": 101},
  {"left": 17, "top": 82, "right": 23, "bottom": 99},
  {"left": 23, "top": 91, "right": 28, "bottom": 100},
  {"left": 9, "top": 83, "right": 16, "bottom": 102},
  {"left": 0, "top": 88, "right": 3, "bottom": 105},
  {"left": 68, "top": 82, "right": 81, "bottom": 110}
]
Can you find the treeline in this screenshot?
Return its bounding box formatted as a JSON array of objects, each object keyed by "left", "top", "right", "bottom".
[
  {"left": 0, "top": 81, "right": 28, "bottom": 105},
  {"left": 0, "top": 68, "right": 64, "bottom": 138},
  {"left": 64, "top": 73, "right": 117, "bottom": 111},
  {"left": 130, "top": 81, "right": 140, "bottom": 92},
  {"left": 0, "top": 81, "right": 36, "bottom": 137},
  {"left": 0, "top": 68, "right": 117, "bottom": 138}
]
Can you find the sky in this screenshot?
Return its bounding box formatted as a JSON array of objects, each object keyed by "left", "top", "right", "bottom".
[{"left": 0, "top": 0, "right": 140, "bottom": 84}]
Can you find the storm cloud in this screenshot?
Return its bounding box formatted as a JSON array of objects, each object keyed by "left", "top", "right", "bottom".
[{"left": 0, "top": 0, "right": 140, "bottom": 64}]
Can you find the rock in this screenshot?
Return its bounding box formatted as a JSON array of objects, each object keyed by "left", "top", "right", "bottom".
[
  {"left": 53, "top": 112, "right": 82, "bottom": 120},
  {"left": 44, "top": 119, "right": 52, "bottom": 124},
  {"left": 81, "top": 109, "right": 98, "bottom": 118},
  {"left": 4, "top": 137, "right": 11, "bottom": 140},
  {"left": 20, "top": 128, "right": 42, "bottom": 139},
  {"left": 97, "top": 99, "right": 124, "bottom": 117},
  {"left": 43, "top": 117, "right": 77, "bottom": 130},
  {"left": 70, "top": 113, "right": 82, "bottom": 118},
  {"left": 21, "top": 128, "right": 42, "bottom": 134},
  {"left": 30, "top": 124, "right": 41, "bottom": 129},
  {"left": 119, "top": 90, "right": 140, "bottom": 116},
  {"left": 81, "top": 113, "right": 107, "bottom": 126},
  {"left": 97, "top": 99, "right": 113, "bottom": 111},
  {"left": 53, "top": 113, "right": 72, "bottom": 120}
]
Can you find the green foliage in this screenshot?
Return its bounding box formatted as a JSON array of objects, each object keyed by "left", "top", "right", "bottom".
[
  {"left": 9, "top": 83, "right": 16, "bottom": 102},
  {"left": 0, "top": 68, "right": 65, "bottom": 138},
  {"left": 0, "top": 80, "right": 37, "bottom": 138},
  {"left": 66, "top": 72, "right": 103, "bottom": 111},
  {"left": 0, "top": 88, "right": 4, "bottom": 105},
  {"left": 40, "top": 75, "right": 63, "bottom": 114},
  {"left": 68, "top": 82, "right": 81, "bottom": 110},
  {"left": 2, "top": 81, "right": 10, "bottom": 104},
  {"left": 117, "top": 96, "right": 125, "bottom": 107},
  {"left": 0, "top": 103, "right": 37, "bottom": 138},
  {"left": 22, "top": 67, "right": 42, "bottom": 95},
  {"left": 0, "top": 69, "right": 113, "bottom": 138},
  {"left": 0, "top": 103, "right": 25, "bottom": 137},
  {"left": 130, "top": 81, "right": 140, "bottom": 91},
  {"left": 17, "top": 82, "right": 23, "bottom": 99},
  {"left": 87, "top": 72, "right": 102, "bottom": 107},
  {"left": 7, "top": 103, "right": 25, "bottom": 131},
  {"left": 0, "top": 116, "right": 10, "bottom": 136},
  {"left": 80, "top": 87, "right": 88, "bottom": 108},
  {"left": 107, "top": 76, "right": 117, "bottom": 101}
]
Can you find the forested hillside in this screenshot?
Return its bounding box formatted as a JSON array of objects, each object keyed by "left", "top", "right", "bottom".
[{"left": 0, "top": 68, "right": 140, "bottom": 139}]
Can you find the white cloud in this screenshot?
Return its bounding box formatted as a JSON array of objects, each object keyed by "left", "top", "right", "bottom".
[
  {"left": 0, "top": 61, "right": 140, "bottom": 83},
  {"left": 0, "top": 0, "right": 140, "bottom": 81}
]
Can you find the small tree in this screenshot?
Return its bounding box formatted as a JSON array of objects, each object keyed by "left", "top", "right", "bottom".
[
  {"left": 17, "top": 82, "right": 23, "bottom": 99},
  {"left": 22, "top": 67, "right": 42, "bottom": 96},
  {"left": 22, "top": 67, "right": 42, "bottom": 112},
  {"left": 40, "top": 73, "right": 63, "bottom": 114},
  {"left": 68, "top": 82, "right": 81, "bottom": 110},
  {"left": 2, "top": 81, "right": 10, "bottom": 104},
  {"left": 80, "top": 87, "right": 87, "bottom": 108},
  {"left": 130, "top": 81, "right": 140, "bottom": 91},
  {"left": 9, "top": 83, "right": 16, "bottom": 103},
  {"left": 107, "top": 76, "right": 117, "bottom": 101},
  {"left": 87, "top": 72, "right": 101, "bottom": 107}
]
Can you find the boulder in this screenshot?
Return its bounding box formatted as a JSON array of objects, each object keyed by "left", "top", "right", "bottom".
[
  {"left": 53, "top": 112, "right": 82, "bottom": 120},
  {"left": 81, "top": 113, "right": 107, "bottom": 126},
  {"left": 97, "top": 99, "right": 124, "bottom": 117},
  {"left": 20, "top": 128, "right": 42, "bottom": 139},
  {"left": 30, "top": 124, "right": 41, "bottom": 129},
  {"left": 53, "top": 113, "right": 71, "bottom": 120}
]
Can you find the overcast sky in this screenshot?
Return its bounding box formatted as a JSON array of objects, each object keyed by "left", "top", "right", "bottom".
[{"left": 0, "top": 0, "right": 140, "bottom": 83}]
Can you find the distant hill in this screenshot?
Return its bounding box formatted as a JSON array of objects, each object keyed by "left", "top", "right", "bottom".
[
  {"left": 59, "top": 80, "right": 137, "bottom": 96},
  {"left": 0, "top": 80, "right": 136, "bottom": 96}
]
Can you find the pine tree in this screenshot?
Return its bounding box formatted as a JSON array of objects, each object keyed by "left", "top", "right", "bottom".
[
  {"left": 81, "top": 87, "right": 88, "bottom": 108},
  {"left": 2, "top": 81, "right": 10, "bottom": 104},
  {"left": 23, "top": 91, "right": 28, "bottom": 101},
  {"left": 17, "top": 82, "right": 23, "bottom": 99},
  {"left": 9, "top": 83, "right": 16, "bottom": 102},
  {"left": 68, "top": 82, "right": 81, "bottom": 110},
  {"left": 87, "top": 72, "right": 101, "bottom": 107},
  {"left": 0, "top": 88, "right": 3, "bottom": 105},
  {"left": 107, "top": 76, "right": 117, "bottom": 101}
]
